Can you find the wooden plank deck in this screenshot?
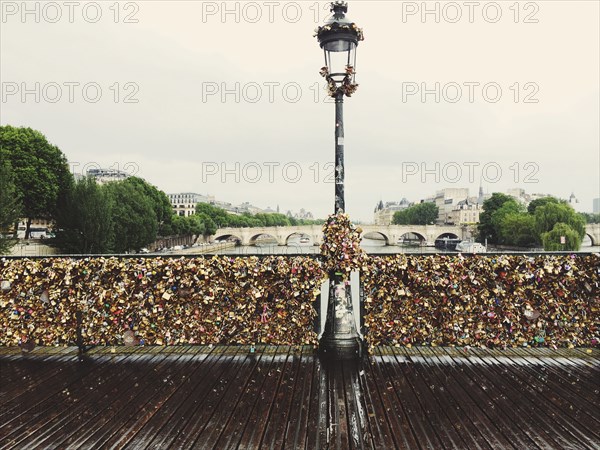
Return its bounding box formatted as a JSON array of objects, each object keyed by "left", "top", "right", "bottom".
[{"left": 1, "top": 346, "right": 598, "bottom": 449}]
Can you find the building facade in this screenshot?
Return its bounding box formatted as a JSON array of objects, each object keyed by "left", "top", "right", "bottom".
[
  {"left": 168, "top": 193, "right": 215, "bottom": 217},
  {"left": 374, "top": 199, "right": 411, "bottom": 225}
]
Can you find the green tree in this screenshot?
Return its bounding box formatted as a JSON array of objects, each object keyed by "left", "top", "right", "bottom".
[
  {"left": 0, "top": 160, "right": 22, "bottom": 254},
  {"left": 196, "top": 213, "right": 217, "bottom": 236},
  {"left": 499, "top": 213, "right": 538, "bottom": 247},
  {"left": 491, "top": 200, "right": 525, "bottom": 244},
  {"left": 0, "top": 125, "right": 73, "bottom": 238},
  {"left": 579, "top": 212, "right": 600, "bottom": 224},
  {"left": 541, "top": 223, "right": 582, "bottom": 251},
  {"left": 196, "top": 203, "right": 230, "bottom": 227},
  {"left": 53, "top": 177, "right": 114, "bottom": 254},
  {"left": 123, "top": 177, "right": 174, "bottom": 236},
  {"left": 392, "top": 202, "right": 438, "bottom": 225},
  {"left": 105, "top": 181, "right": 157, "bottom": 253},
  {"left": 186, "top": 215, "right": 205, "bottom": 236},
  {"left": 477, "top": 193, "right": 513, "bottom": 244},
  {"left": 527, "top": 196, "right": 561, "bottom": 215},
  {"left": 534, "top": 202, "right": 585, "bottom": 238}
]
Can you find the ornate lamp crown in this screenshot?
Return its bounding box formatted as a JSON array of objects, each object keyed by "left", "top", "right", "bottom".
[{"left": 315, "top": 1, "right": 364, "bottom": 97}]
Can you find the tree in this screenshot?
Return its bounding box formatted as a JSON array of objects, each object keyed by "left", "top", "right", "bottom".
[
  {"left": 541, "top": 223, "right": 582, "bottom": 251},
  {"left": 527, "top": 196, "right": 560, "bottom": 215},
  {"left": 53, "top": 177, "right": 114, "bottom": 254},
  {"left": 123, "top": 177, "right": 174, "bottom": 236},
  {"left": 580, "top": 212, "right": 600, "bottom": 224},
  {"left": 0, "top": 160, "right": 22, "bottom": 254},
  {"left": 499, "top": 213, "right": 538, "bottom": 247},
  {"left": 393, "top": 202, "right": 438, "bottom": 225},
  {"left": 490, "top": 200, "right": 525, "bottom": 244},
  {"left": 534, "top": 202, "right": 585, "bottom": 238},
  {"left": 105, "top": 181, "right": 157, "bottom": 253},
  {"left": 196, "top": 213, "right": 217, "bottom": 236},
  {"left": 196, "top": 203, "right": 230, "bottom": 228},
  {"left": 477, "top": 193, "right": 513, "bottom": 244},
  {"left": 0, "top": 125, "right": 73, "bottom": 238}
]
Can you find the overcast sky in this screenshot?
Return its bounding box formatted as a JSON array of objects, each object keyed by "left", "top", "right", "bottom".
[{"left": 2, "top": 1, "right": 598, "bottom": 222}]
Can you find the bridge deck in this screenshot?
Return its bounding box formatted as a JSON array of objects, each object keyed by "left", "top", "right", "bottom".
[{"left": 1, "top": 346, "right": 598, "bottom": 449}]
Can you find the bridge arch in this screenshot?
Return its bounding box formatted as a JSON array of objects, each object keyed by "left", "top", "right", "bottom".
[
  {"left": 435, "top": 232, "right": 460, "bottom": 241},
  {"left": 397, "top": 232, "right": 426, "bottom": 244},
  {"left": 362, "top": 231, "right": 390, "bottom": 245},
  {"left": 213, "top": 234, "right": 242, "bottom": 245},
  {"left": 249, "top": 233, "right": 279, "bottom": 246},
  {"left": 584, "top": 233, "right": 597, "bottom": 247},
  {"left": 285, "top": 232, "right": 313, "bottom": 246}
]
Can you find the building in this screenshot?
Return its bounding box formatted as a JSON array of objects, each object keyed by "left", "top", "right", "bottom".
[
  {"left": 594, "top": 198, "right": 600, "bottom": 214},
  {"left": 446, "top": 198, "right": 482, "bottom": 225},
  {"left": 168, "top": 193, "right": 215, "bottom": 217},
  {"left": 373, "top": 198, "right": 411, "bottom": 225},
  {"left": 86, "top": 168, "right": 130, "bottom": 184},
  {"left": 426, "top": 188, "right": 470, "bottom": 225}
]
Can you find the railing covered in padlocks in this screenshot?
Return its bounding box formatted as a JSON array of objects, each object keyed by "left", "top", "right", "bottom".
[{"left": 0, "top": 253, "right": 598, "bottom": 349}]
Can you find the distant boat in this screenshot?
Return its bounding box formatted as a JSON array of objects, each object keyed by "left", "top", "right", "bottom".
[
  {"left": 434, "top": 238, "right": 461, "bottom": 250},
  {"left": 300, "top": 237, "right": 310, "bottom": 244},
  {"left": 456, "top": 241, "right": 487, "bottom": 253}
]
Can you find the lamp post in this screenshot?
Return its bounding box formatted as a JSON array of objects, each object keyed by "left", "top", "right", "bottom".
[{"left": 316, "top": 1, "right": 364, "bottom": 360}]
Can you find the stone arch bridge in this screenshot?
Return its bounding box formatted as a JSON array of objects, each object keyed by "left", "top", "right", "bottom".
[
  {"left": 209, "top": 224, "right": 469, "bottom": 247},
  {"left": 209, "top": 223, "right": 600, "bottom": 247}
]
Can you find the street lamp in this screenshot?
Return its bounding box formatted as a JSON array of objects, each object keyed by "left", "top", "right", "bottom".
[
  {"left": 316, "top": 0, "right": 363, "bottom": 213},
  {"left": 316, "top": 1, "right": 365, "bottom": 360}
]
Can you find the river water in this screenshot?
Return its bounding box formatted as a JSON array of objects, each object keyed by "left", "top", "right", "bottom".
[{"left": 211, "top": 236, "right": 596, "bottom": 256}]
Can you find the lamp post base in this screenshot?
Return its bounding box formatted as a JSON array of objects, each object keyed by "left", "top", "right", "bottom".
[
  {"left": 319, "top": 273, "right": 363, "bottom": 361},
  {"left": 319, "top": 335, "right": 362, "bottom": 360}
]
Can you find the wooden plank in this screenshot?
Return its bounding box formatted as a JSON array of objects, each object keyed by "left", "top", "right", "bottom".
[
  {"left": 486, "top": 347, "right": 600, "bottom": 448},
  {"left": 13, "top": 346, "right": 180, "bottom": 449},
  {"left": 0, "top": 347, "right": 74, "bottom": 385},
  {"left": 412, "top": 346, "right": 492, "bottom": 450},
  {"left": 66, "top": 346, "right": 206, "bottom": 449},
  {"left": 210, "top": 347, "right": 289, "bottom": 449},
  {"left": 369, "top": 348, "right": 420, "bottom": 449},
  {"left": 0, "top": 346, "right": 154, "bottom": 448},
  {"left": 194, "top": 347, "right": 279, "bottom": 449},
  {"left": 247, "top": 346, "right": 301, "bottom": 450},
  {"left": 140, "top": 345, "right": 247, "bottom": 450},
  {"left": 432, "top": 348, "right": 520, "bottom": 449},
  {"left": 164, "top": 345, "right": 270, "bottom": 449},
  {"left": 500, "top": 347, "right": 600, "bottom": 429},
  {"left": 0, "top": 346, "right": 128, "bottom": 437},
  {"left": 396, "top": 347, "right": 468, "bottom": 449},
  {"left": 111, "top": 346, "right": 227, "bottom": 448},
  {"left": 353, "top": 354, "right": 397, "bottom": 449},
  {"left": 332, "top": 361, "right": 350, "bottom": 450},
  {"left": 0, "top": 349, "right": 87, "bottom": 407},
  {"left": 518, "top": 347, "right": 600, "bottom": 396},
  {"left": 374, "top": 347, "right": 445, "bottom": 450},
  {"left": 305, "top": 355, "right": 327, "bottom": 450},
  {"left": 423, "top": 347, "right": 507, "bottom": 449},
  {"left": 280, "top": 347, "right": 317, "bottom": 450},
  {"left": 341, "top": 359, "right": 369, "bottom": 450},
  {"left": 464, "top": 347, "right": 572, "bottom": 449}
]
